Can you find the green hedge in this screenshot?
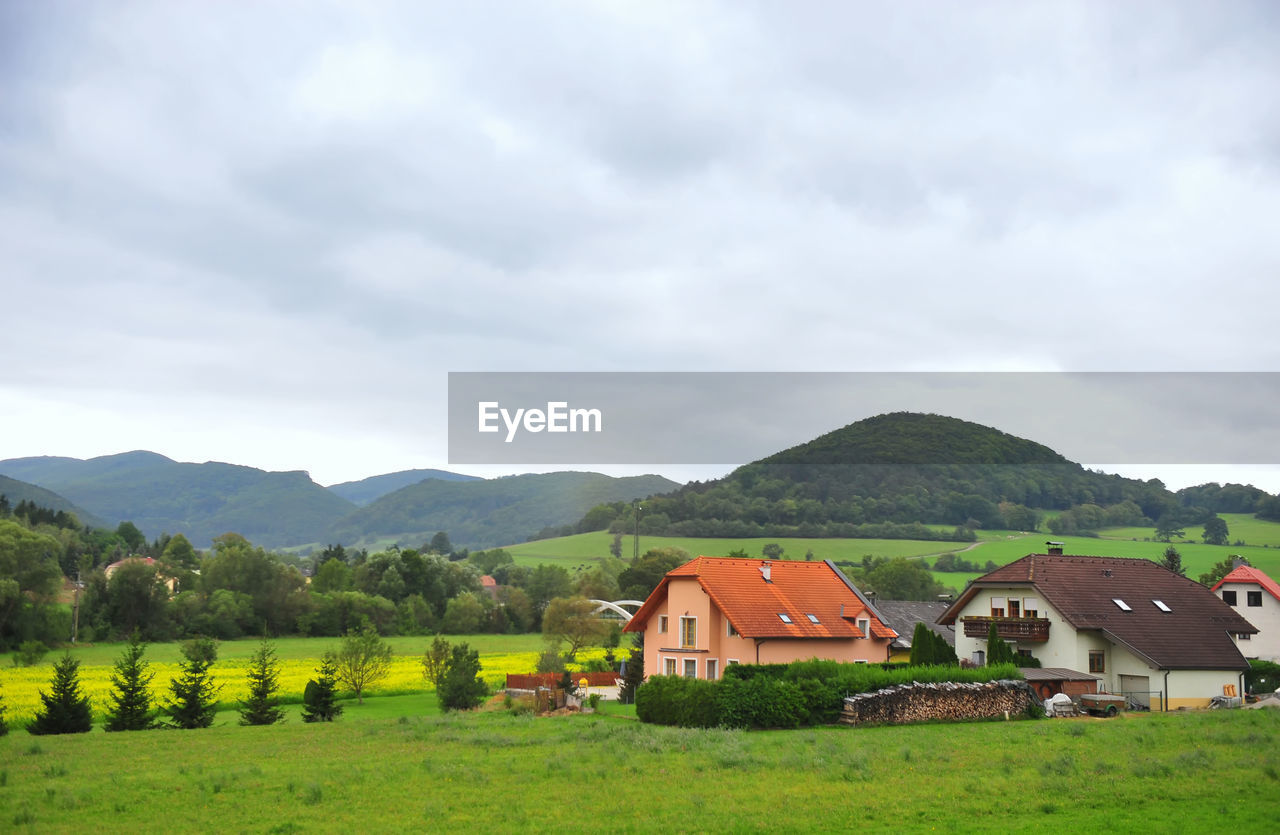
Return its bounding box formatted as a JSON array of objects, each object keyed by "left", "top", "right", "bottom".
[{"left": 636, "top": 661, "right": 1023, "bottom": 729}]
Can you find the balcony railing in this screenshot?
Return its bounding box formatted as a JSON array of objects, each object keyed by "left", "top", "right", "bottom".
[{"left": 962, "top": 616, "right": 1051, "bottom": 642}]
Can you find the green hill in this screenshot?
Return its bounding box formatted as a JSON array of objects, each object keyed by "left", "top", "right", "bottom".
[
  {"left": 327, "top": 468, "right": 482, "bottom": 506},
  {"left": 0, "top": 473, "right": 108, "bottom": 528},
  {"left": 0, "top": 451, "right": 356, "bottom": 548},
  {"left": 328, "top": 471, "right": 680, "bottom": 551},
  {"left": 581, "top": 412, "right": 1180, "bottom": 538}
]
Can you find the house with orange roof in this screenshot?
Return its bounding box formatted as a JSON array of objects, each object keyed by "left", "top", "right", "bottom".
[
  {"left": 623, "top": 557, "right": 896, "bottom": 680},
  {"left": 1213, "top": 563, "right": 1280, "bottom": 662}
]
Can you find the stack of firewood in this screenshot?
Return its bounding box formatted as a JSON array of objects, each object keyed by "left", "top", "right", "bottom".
[{"left": 838, "top": 680, "right": 1036, "bottom": 726}]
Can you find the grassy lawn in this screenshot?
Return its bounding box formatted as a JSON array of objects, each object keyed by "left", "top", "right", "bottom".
[{"left": 0, "top": 704, "right": 1275, "bottom": 831}]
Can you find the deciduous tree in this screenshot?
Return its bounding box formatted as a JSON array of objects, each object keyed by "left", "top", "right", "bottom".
[
  {"left": 329, "top": 626, "right": 392, "bottom": 704},
  {"left": 421, "top": 636, "right": 451, "bottom": 687},
  {"left": 542, "top": 596, "right": 608, "bottom": 662},
  {"left": 1202, "top": 515, "right": 1230, "bottom": 546}
]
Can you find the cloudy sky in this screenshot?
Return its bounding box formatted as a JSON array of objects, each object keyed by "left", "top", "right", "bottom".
[{"left": 3, "top": 1, "right": 1279, "bottom": 490}]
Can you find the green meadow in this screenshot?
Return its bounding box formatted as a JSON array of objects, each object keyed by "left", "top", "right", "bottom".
[{"left": 1, "top": 701, "right": 1276, "bottom": 831}]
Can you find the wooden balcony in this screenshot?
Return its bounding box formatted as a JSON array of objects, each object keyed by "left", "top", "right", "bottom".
[{"left": 962, "top": 616, "right": 1051, "bottom": 642}]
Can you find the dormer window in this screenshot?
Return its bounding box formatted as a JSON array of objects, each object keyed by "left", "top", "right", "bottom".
[
  {"left": 1153, "top": 600, "right": 1171, "bottom": 612},
  {"left": 778, "top": 613, "right": 793, "bottom": 624},
  {"left": 1113, "top": 599, "right": 1132, "bottom": 611}
]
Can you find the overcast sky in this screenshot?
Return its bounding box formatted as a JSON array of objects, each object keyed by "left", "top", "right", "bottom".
[{"left": 3, "top": 1, "right": 1279, "bottom": 491}]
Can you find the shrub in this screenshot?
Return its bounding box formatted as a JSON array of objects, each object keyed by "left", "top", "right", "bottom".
[
  {"left": 437, "top": 643, "right": 488, "bottom": 711},
  {"left": 635, "top": 676, "right": 719, "bottom": 728},
  {"left": 11, "top": 640, "right": 48, "bottom": 668}
]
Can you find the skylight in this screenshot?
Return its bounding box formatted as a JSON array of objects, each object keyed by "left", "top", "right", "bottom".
[
  {"left": 778, "top": 613, "right": 793, "bottom": 624},
  {"left": 806, "top": 614, "right": 820, "bottom": 624},
  {"left": 1113, "top": 598, "right": 1132, "bottom": 611},
  {"left": 1153, "top": 600, "right": 1171, "bottom": 612}
]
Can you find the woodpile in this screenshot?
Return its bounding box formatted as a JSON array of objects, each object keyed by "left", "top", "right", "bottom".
[{"left": 839, "top": 679, "right": 1036, "bottom": 726}]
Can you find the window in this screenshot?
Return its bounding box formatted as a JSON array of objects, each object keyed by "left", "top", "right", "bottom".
[
  {"left": 972, "top": 650, "right": 985, "bottom": 666},
  {"left": 726, "top": 620, "right": 740, "bottom": 638},
  {"left": 1016, "top": 649, "right": 1034, "bottom": 661},
  {"left": 778, "top": 613, "right": 793, "bottom": 624},
  {"left": 1236, "top": 632, "right": 1252, "bottom": 641},
  {"left": 990, "top": 597, "right": 1006, "bottom": 617},
  {"left": 1222, "top": 590, "right": 1238, "bottom": 606},
  {"left": 1008, "top": 599, "right": 1021, "bottom": 618},
  {"left": 806, "top": 613, "right": 820, "bottom": 624},
  {"left": 1023, "top": 597, "right": 1040, "bottom": 619},
  {"left": 658, "top": 615, "right": 669, "bottom": 634},
  {"left": 1113, "top": 599, "right": 1132, "bottom": 612},
  {"left": 683, "top": 659, "right": 697, "bottom": 679},
  {"left": 1088, "top": 651, "right": 1105, "bottom": 673},
  {"left": 1152, "top": 599, "right": 1171, "bottom": 612},
  {"left": 663, "top": 657, "right": 676, "bottom": 676},
  {"left": 726, "top": 659, "right": 740, "bottom": 666},
  {"left": 706, "top": 659, "right": 719, "bottom": 681},
  {"left": 857, "top": 618, "right": 870, "bottom": 637},
  {"left": 1248, "top": 591, "right": 1263, "bottom": 607},
  {"left": 680, "top": 616, "right": 697, "bottom": 649}
]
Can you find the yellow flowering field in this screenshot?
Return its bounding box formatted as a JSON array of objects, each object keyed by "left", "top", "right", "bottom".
[{"left": 0, "top": 640, "right": 610, "bottom": 724}]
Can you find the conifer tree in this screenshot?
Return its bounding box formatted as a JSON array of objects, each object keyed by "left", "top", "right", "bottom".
[
  {"left": 163, "top": 638, "right": 220, "bottom": 729},
  {"left": 618, "top": 647, "right": 646, "bottom": 705},
  {"left": 104, "top": 636, "right": 157, "bottom": 731},
  {"left": 301, "top": 657, "right": 343, "bottom": 723},
  {"left": 986, "top": 621, "right": 1018, "bottom": 666},
  {"left": 28, "top": 653, "right": 93, "bottom": 735},
  {"left": 239, "top": 640, "right": 285, "bottom": 726},
  {"left": 437, "top": 643, "right": 488, "bottom": 711},
  {"left": 909, "top": 622, "right": 935, "bottom": 666}
]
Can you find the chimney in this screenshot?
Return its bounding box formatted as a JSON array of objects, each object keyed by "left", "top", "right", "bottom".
[
  {"left": 759, "top": 562, "right": 771, "bottom": 583},
  {"left": 1046, "top": 541, "right": 1064, "bottom": 556}
]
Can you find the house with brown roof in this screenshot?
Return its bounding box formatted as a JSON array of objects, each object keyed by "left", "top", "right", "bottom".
[
  {"left": 1212, "top": 564, "right": 1280, "bottom": 662},
  {"left": 623, "top": 557, "right": 896, "bottom": 680},
  {"left": 938, "top": 553, "right": 1258, "bottom": 709},
  {"left": 873, "top": 599, "right": 954, "bottom": 663}
]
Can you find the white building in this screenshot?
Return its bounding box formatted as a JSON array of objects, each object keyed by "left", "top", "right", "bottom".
[{"left": 1212, "top": 564, "right": 1280, "bottom": 662}]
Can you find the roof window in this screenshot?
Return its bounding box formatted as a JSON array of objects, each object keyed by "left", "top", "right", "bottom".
[
  {"left": 806, "top": 614, "right": 820, "bottom": 624},
  {"left": 1153, "top": 600, "right": 1171, "bottom": 612},
  {"left": 778, "top": 613, "right": 793, "bottom": 624},
  {"left": 1113, "top": 598, "right": 1132, "bottom": 611}
]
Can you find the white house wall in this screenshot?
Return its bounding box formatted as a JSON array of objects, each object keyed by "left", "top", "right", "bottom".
[{"left": 1218, "top": 581, "right": 1279, "bottom": 662}]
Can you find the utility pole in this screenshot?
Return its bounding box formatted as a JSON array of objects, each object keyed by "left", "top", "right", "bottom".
[
  {"left": 71, "top": 570, "right": 83, "bottom": 643},
  {"left": 633, "top": 501, "right": 641, "bottom": 562}
]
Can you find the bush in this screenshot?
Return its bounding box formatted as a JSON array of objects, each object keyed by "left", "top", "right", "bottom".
[
  {"left": 635, "top": 676, "right": 719, "bottom": 728},
  {"left": 11, "top": 640, "right": 48, "bottom": 668},
  {"left": 437, "top": 643, "right": 488, "bottom": 711}
]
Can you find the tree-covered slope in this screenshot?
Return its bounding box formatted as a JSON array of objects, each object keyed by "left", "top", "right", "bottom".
[
  {"left": 327, "top": 471, "right": 680, "bottom": 550},
  {"left": 327, "top": 469, "right": 482, "bottom": 507},
  {"left": 0, "top": 473, "right": 108, "bottom": 528},
  {"left": 0, "top": 452, "right": 356, "bottom": 548},
  {"left": 581, "top": 413, "right": 1180, "bottom": 538}
]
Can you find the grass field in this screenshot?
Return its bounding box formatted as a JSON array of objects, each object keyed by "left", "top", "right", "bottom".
[
  {"left": 0, "top": 635, "right": 605, "bottom": 727},
  {"left": 0, "top": 698, "right": 1276, "bottom": 831}
]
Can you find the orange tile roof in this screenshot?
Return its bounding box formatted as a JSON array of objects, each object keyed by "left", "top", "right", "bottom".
[
  {"left": 625, "top": 557, "right": 896, "bottom": 641},
  {"left": 1213, "top": 564, "right": 1280, "bottom": 603}
]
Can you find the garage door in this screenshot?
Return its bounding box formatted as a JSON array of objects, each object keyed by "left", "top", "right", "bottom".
[{"left": 1119, "top": 674, "right": 1151, "bottom": 709}]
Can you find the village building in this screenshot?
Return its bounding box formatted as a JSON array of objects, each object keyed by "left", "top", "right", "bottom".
[
  {"left": 938, "top": 552, "right": 1258, "bottom": 709},
  {"left": 1212, "top": 564, "right": 1280, "bottom": 662},
  {"left": 623, "top": 556, "right": 896, "bottom": 679}
]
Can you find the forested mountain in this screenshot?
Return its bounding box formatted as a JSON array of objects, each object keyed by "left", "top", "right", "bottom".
[
  {"left": 579, "top": 412, "right": 1183, "bottom": 539},
  {"left": 327, "top": 471, "right": 679, "bottom": 550},
  {"left": 0, "top": 473, "right": 107, "bottom": 528},
  {"left": 0, "top": 451, "right": 356, "bottom": 548},
  {"left": 327, "top": 468, "right": 482, "bottom": 506}
]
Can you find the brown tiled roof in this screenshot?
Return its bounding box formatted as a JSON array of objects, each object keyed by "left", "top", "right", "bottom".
[
  {"left": 624, "top": 557, "right": 896, "bottom": 641},
  {"left": 1212, "top": 565, "right": 1280, "bottom": 604},
  {"left": 938, "top": 554, "right": 1256, "bottom": 671}
]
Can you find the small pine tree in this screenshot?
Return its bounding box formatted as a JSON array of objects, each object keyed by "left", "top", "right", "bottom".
[
  {"left": 909, "top": 622, "right": 935, "bottom": 666},
  {"left": 437, "top": 643, "right": 488, "bottom": 711},
  {"left": 28, "top": 653, "right": 93, "bottom": 735},
  {"left": 301, "top": 657, "right": 343, "bottom": 723},
  {"left": 985, "top": 621, "right": 1017, "bottom": 666},
  {"left": 1160, "top": 546, "right": 1186, "bottom": 577},
  {"left": 104, "top": 636, "right": 157, "bottom": 731},
  {"left": 239, "top": 640, "right": 285, "bottom": 726},
  {"left": 163, "top": 639, "right": 221, "bottom": 729},
  {"left": 618, "top": 648, "right": 645, "bottom": 704}
]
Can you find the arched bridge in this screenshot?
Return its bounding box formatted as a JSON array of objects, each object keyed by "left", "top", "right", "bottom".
[{"left": 590, "top": 599, "right": 645, "bottom": 622}]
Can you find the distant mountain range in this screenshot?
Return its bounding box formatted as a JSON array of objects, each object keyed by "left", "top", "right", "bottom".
[
  {"left": 327, "top": 468, "right": 482, "bottom": 506},
  {"left": 0, "top": 453, "right": 676, "bottom": 551}
]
